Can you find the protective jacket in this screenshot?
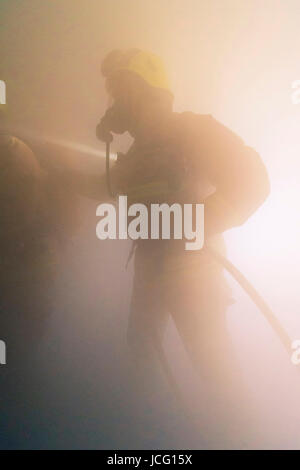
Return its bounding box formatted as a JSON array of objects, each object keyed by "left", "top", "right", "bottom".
[{"left": 109, "top": 111, "right": 270, "bottom": 306}]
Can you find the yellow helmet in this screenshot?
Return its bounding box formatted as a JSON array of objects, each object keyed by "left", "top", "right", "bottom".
[{"left": 101, "top": 49, "right": 172, "bottom": 95}]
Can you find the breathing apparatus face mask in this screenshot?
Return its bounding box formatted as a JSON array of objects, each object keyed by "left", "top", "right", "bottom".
[
  {"left": 96, "top": 72, "right": 153, "bottom": 143},
  {"left": 96, "top": 73, "right": 133, "bottom": 142}
]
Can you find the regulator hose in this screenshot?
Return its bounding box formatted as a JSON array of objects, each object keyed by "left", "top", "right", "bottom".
[{"left": 105, "top": 140, "right": 114, "bottom": 198}]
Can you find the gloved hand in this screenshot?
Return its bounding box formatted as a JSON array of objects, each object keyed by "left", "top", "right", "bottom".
[
  {"left": 96, "top": 101, "right": 131, "bottom": 142},
  {"left": 96, "top": 120, "right": 113, "bottom": 143}
]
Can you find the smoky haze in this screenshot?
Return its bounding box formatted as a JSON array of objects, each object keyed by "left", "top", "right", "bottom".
[{"left": 1, "top": 0, "right": 300, "bottom": 449}]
